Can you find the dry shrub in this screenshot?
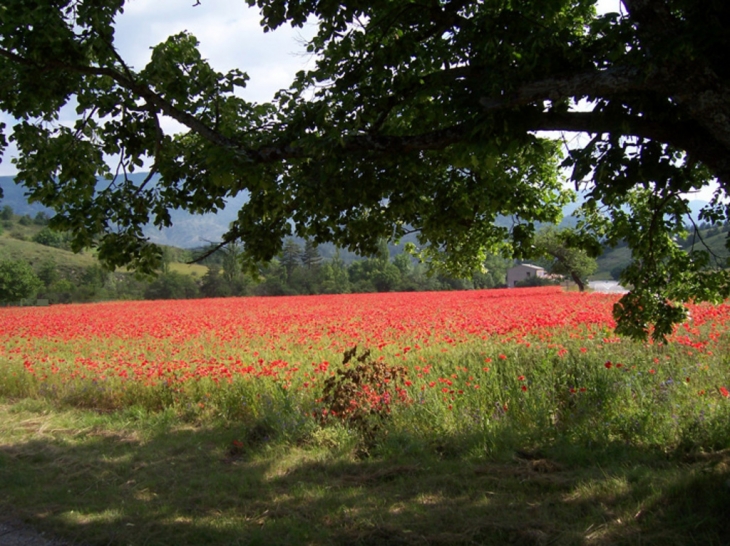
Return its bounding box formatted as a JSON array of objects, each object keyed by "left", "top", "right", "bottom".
[{"left": 318, "top": 346, "right": 411, "bottom": 444}]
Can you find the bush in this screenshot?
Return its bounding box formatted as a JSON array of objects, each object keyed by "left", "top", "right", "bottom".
[
  {"left": 33, "top": 211, "right": 50, "bottom": 226},
  {"left": 0, "top": 259, "right": 43, "bottom": 303},
  {"left": 144, "top": 272, "right": 200, "bottom": 300},
  {"left": 515, "top": 276, "right": 560, "bottom": 288},
  {"left": 32, "top": 227, "right": 68, "bottom": 249}
]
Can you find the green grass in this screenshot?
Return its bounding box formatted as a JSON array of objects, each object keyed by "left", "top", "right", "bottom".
[
  {"left": 168, "top": 262, "right": 208, "bottom": 277},
  {"left": 0, "top": 224, "right": 206, "bottom": 280},
  {"left": 0, "top": 232, "right": 97, "bottom": 270},
  {"left": 1, "top": 398, "right": 729, "bottom": 545}
]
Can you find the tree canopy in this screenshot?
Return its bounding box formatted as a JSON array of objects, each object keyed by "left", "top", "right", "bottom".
[
  {"left": 534, "top": 226, "right": 597, "bottom": 292},
  {"left": 1, "top": 0, "right": 730, "bottom": 339},
  {"left": 0, "top": 259, "right": 42, "bottom": 303}
]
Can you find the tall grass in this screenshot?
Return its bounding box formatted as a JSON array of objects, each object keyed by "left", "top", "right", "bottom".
[{"left": 3, "top": 322, "right": 729, "bottom": 459}]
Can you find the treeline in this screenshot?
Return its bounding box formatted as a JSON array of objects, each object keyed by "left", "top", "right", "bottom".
[
  {"left": 1, "top": 205, "right": 511, "bottom": 304},
  {"left": 192, "top": 239, "right": 511, "bottom": 299},
  {"left": 0, "top": 243, "right": 510, "bottom": 305}
]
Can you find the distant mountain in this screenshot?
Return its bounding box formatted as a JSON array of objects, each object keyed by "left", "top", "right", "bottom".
[
  {"left": 0, "top": 174, "right": 713, "bottom": 250},
  {"left": 0, "top": 174, "right": 245, "bottom": 249},
  {"left": 0, "top": 175, "right": 52, "bottom": 217}
]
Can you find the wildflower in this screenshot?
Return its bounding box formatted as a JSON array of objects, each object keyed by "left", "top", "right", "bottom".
[
  {"left": 648, "top": 369, "right": 656, "bottom": 375},
  {"left": 720, "top": 387, "right": 730, "bottom": 398},
  {"left": 499, "top": 354, "right": 507, "bottom": 360},
  {"left": 521, "top": 385, "right": 528, "bottom": 392},
  {"left": 604, "top": 361, "right": 612, "bottom": 369},
  {"left": 518, "top": 375, "right": 525, "bottom": 381}
]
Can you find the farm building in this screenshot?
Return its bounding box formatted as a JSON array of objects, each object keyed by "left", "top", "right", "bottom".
[{"left": 506, "top": 264, "right": 549, "bottom": 288}]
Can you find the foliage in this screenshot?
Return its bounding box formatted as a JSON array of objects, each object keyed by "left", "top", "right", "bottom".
[
  {"left": 318, "top": 347, "right": 410, "bottom": 445},
  {"left": 533, "top": 226, "right": 597, "bottom": 291},
  {"left": 3, "top": 1, "right": 730, "bottom": 336},
  {"left": 515, "top": 275, "right": 560, "bottom": 288},
  {"left": 33, "top": 211, "right": 50, "bottom": 225},
  {"left": 32, "top": 226, "right": 69, "bottom": 249},
  {"left": 144, "top": 271, "right": 200, "bottom": 300},
  {"left": 36, "top": 259, "right": 60, "bottom": 288},
  {"left": 0, "top": 258, "right": 42, "bottom": 303}
]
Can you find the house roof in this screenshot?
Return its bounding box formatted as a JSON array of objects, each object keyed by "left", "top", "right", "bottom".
[{"left": 509, "top": 264, "right": 545, "bottom": 271}]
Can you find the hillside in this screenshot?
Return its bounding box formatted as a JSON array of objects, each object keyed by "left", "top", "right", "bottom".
[
  {"left": 591, "top": 226, "right": 730, "bottom": 280},
  {"left": 0, "top": 214, "right": 97, "bottom": 275}
]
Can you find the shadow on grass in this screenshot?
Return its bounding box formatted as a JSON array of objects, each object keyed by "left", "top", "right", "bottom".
[{"left": 1, "top": 419, "right": 729, "bottom": 546}]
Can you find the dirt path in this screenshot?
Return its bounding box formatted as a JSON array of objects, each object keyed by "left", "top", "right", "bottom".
[{"left": 0, "top": 520, "right": 76, "bottom": 546}]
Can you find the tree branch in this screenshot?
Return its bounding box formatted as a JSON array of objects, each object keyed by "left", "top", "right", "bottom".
[{"left": 530, "top": 111, "right": 730, "bottom": 185}]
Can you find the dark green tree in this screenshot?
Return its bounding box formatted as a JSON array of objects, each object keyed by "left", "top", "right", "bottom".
[
  {"left": 220, "top": 242, "right": 250, "bottom": 295},
  {"left": 0, "top": 259, "right": 42, "bottom": 303},
  {"left": 159, "top": 246, "right": 174, "bottom": 274},
  {"left": 200, "top": 265, "right": 232, "bottom": 298},
  {"left": 33, "top": 211, "right": 50, "bottom": 225},
  {"left": 279, "top": 239, "right": 302, "bottom": 281},
  {"left": 474, "top": 254, "right": 511, "bottom": 289},
  {"left": 32, "top": 226, "right": 68, "bottom": 249},
  {"left": 3, "top": 0, "right": 730, "bottom": 338},
  {"left": 320, "top": 249, "right": 351, "bottom": 294},
  {"left": 301, "top": 239, "right": 323, "bottom": 270},
  {"left": 533, "top": 226, "right": 598, "bottom": 291},
  {"left": 37, "top": 259, "right": 60, "bottom": 288},
  {"left": 144, "top": 272, "right": 200, "bottom": 300}
]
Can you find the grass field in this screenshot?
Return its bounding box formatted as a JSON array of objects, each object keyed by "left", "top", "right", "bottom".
[{"left": 1, "top": 287, "right": 729, "bottom": 545}]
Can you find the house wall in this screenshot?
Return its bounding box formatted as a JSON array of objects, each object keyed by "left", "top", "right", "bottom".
[{"left": 506, "top": 264, "right": 546, "bottom": 287}]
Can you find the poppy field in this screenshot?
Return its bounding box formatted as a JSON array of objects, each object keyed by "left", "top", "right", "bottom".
[
  {"left": 3, "top": 286, "right": 730, "bottom": 545},
  {"left": 2, "top": 286, "right": 730, "bottom": 454}
]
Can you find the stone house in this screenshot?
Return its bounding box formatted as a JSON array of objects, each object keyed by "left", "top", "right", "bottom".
[{"left": 506, "top": 264, "right": 548, "bottom": 288}]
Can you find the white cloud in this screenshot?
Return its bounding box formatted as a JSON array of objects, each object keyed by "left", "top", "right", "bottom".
[{"left": 114, "top": 1, "right": 316, "bottom": 104}]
